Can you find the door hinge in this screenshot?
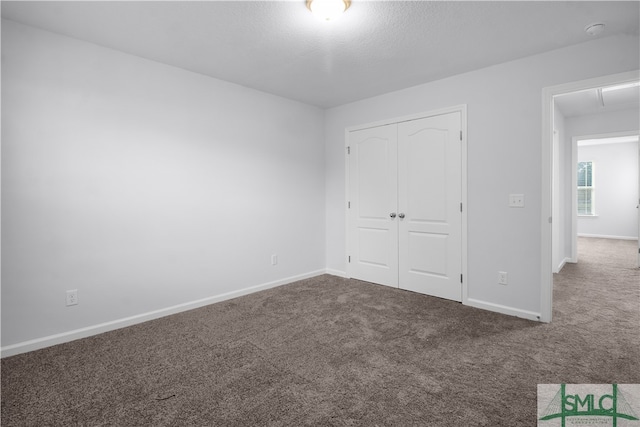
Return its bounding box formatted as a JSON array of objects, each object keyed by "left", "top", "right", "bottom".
[
  {"left": 348, "top": 256, "right": 351, "bottom": 263},
  {"left": 460, "top": 274, "right": 463, "bottom": 283},
  {"left": 347, "top": 146, "right": 351, "bottom": 154},
  {"left": 348, "top": 201, "right": 351, "bottom": 208},
  {"left": 460, "top": 202, "right": 463, "bottom": 212},
  {"left": 460, "top": 130, "right": 462, "bottom": 141}
]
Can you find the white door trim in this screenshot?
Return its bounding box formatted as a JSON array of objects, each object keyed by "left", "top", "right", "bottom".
[
  {"left": 541, "top": 70, "right": 640, "bottom": 323},
  {"left": 345, "top": 105, "right": 467, "bottom": 301}
]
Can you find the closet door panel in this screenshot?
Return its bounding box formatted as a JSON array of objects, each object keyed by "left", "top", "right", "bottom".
[
  {"left": 398, "top": 112, "right": 462, "bottom": 301},
  {"left": 348, "top": 125, "right": 398, "bottom": 288}
]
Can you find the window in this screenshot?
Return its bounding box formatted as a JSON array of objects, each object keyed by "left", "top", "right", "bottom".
[{"left": 577, "top": 161, "right": 595, "bottom": 215}]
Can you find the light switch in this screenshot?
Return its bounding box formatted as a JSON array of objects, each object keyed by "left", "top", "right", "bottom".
[{"left": 509, "top": 194, "right": 525, "bottom": 208}]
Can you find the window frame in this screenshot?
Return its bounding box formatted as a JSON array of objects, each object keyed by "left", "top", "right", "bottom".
[{"left": 577, "top": 161, "right": 595, "bottom": 216}]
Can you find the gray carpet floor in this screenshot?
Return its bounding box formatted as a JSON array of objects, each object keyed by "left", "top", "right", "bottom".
[{"left": 2, "top": 237, "right": 639, "bottom": 426}]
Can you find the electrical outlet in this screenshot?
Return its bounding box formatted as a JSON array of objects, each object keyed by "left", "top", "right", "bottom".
[
  {"left": 271, "top": 254, "right": 278, "bottom": 266},
  {"left": 508, "top": 194, "right": 525, "bottom": 208},
  {"left": 498, "top": 271, "right": 508, "bottom": 285},
  {"left": 66, "top": 289, "right": 78, "bottom": 306}
]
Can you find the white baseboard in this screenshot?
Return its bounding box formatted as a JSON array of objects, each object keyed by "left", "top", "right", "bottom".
[
  {"left": 554, "top": 257, "right": 571, "bottom": 273},
  {"left": 464, "top": 298, "right": 542, "bottom": 322},
  {"left": 325, "top": 268, "right": 348, "bottom": 278},
  {"left": 578, "top": 233, "right": 638, "bottom": 241},
  {"left": 1, "top": 270, "right": 326, "bottom": 358}
]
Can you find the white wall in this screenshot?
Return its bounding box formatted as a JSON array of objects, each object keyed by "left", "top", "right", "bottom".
[
  {"left": 1, "top": 20, "right": 326, "bottom": 350},
  {"left": 566, "top": 108, "right": 640, "bottom": 138},
  {"left": 3, "top": 19, "right": 639, "bottom": 353},
  {"left": 577, "top": 141, "right": 639, "bottom": 239},
  {"left": 325, "top": 34, "right": 639, "bottom": 317}
]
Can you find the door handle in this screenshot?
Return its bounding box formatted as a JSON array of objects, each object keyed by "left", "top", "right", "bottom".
[
  {"left": 398, "top": 213, "right": 405, "bottom": 219},
  {"left": 390, "top": 213, "right": 396, "bottom": 218}
]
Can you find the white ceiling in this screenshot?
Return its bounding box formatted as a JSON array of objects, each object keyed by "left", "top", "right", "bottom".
[
  {"left": 555, "top": 83, "right": 640, "bottom": 117},
  {"left": 578, "top": 135, "right": 639, "bottom": 146},
  {"left": 2, "top": 1, "right": 639, "bottom": 108}
]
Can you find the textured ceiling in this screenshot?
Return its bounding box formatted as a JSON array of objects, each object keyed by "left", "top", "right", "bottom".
[{"left": 2, "top": 1, "right": 639, "bottom": 108}]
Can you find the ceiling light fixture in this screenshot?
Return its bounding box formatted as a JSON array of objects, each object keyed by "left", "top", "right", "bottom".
[
  {"left": 306, "top": 0, "right": 351, "bottom": 21},
  {"left": 584, "top": 22, "right": 605, "bottom": 37}
]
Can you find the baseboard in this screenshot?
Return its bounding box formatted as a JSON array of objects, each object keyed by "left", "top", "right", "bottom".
[
  {"left": 577, "top": 233, "right": 638, "bottom": 241},
  {"left": 555, "top": 257, "right": 571, "bottom": 273},
  {"left": 464, "top": 298, "right": 542, "bottom": 322},
  {"left": 1, "top": 269, "right": 326, "bottom": 358},
  {"left": 325, "top": 268, "right": 348, "bottom": 278}
]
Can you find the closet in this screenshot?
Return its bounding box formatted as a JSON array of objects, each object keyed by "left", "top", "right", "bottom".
[{"left": 347, "top": 111, "right": 463, "bottom": 301}]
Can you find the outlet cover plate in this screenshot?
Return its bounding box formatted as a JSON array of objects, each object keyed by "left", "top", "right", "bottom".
[
  {"left": 498, "top": 271, "right": 508, "bottom": 285},
  {"left": 66, "top": 289, "right": 78, "bottom": 306},
  {"left": 509, "top": 194, "right": 525, "bottom": 208}
]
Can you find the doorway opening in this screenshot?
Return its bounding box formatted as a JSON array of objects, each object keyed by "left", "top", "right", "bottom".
[
  {"left": 541, "top": 71, "right": 640, "bottom": 323},
  {"left": 570, "top": 132, "right": 639, "bottom": 267}
]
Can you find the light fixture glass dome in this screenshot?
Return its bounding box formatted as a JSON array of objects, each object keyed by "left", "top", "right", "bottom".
[
  {"left": 584, "top": 22, "right": 605, "bottom": 36},
  {"left": 307, "top": 0, "right": 351, "bottom": 21}
]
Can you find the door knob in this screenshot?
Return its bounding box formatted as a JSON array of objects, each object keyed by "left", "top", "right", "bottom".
[
  {"left": 390, "top": 213, "right": 396, "bottom": 218},
  {"left": 398, "top": 213, "right": 405, "bottom": 219}
]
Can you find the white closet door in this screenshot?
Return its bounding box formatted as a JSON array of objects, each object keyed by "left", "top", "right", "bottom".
[
  {"left": 397, "top": 112, "right": 462, "bottom": 301},
  {"left": 348, "top": 124, "right": 398, "bottom": 288}
]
